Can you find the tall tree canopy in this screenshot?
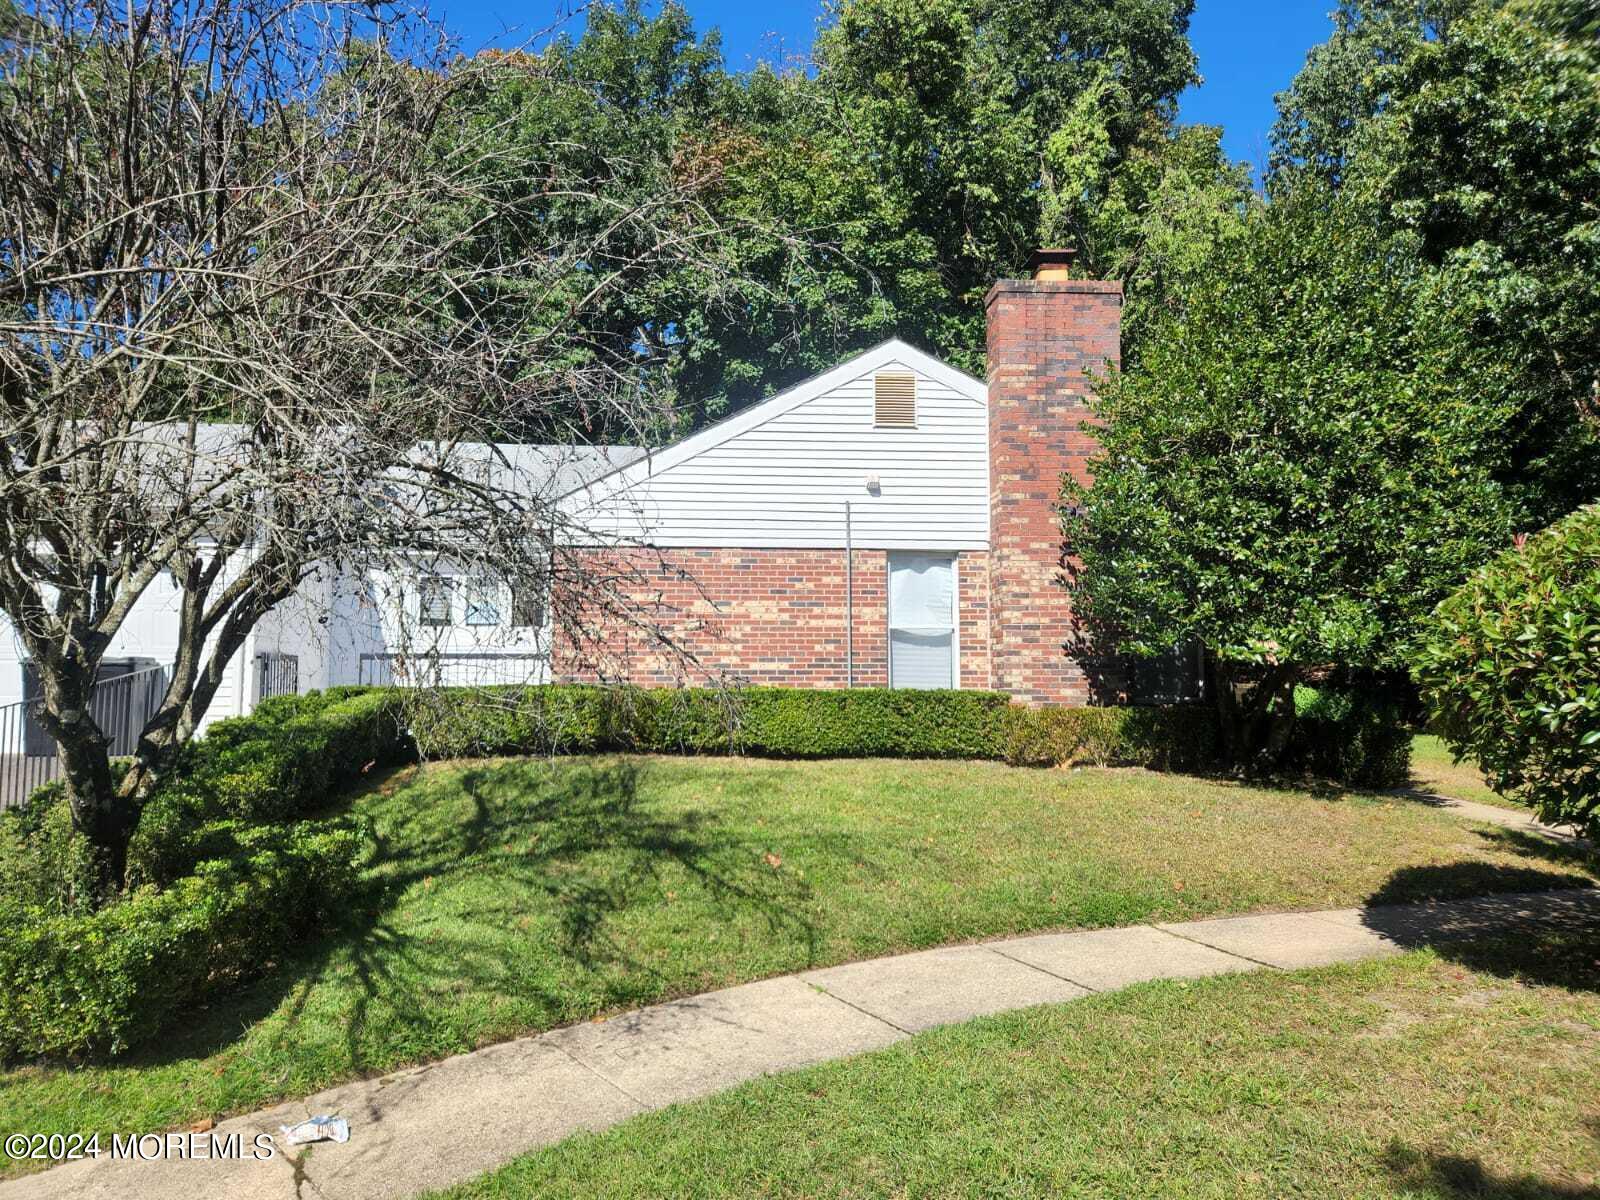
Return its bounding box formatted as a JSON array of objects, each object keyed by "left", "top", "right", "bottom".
[
  {"left": 1067, "top": 0, "right": 1599, "bottom": 765},
  {"left": 1269, "top": 0, "right": 1600, "bottom": 526},
  {"left": 442, "top": 0, "right": 1250, "bottom": 427}
]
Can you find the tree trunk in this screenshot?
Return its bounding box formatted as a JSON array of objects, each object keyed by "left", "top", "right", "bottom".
[
  {"left": 58, "top": 721, "right": 138, "bottom": 906},
  {"left": 29, "top": 664, "right": 138, "bottom": 906},
  {"left": 1210, "top": 654, "right": 1247, "bottom": 766},
  {"left": 1209, "top": 655, "right": 1301, "bottom": 775}
]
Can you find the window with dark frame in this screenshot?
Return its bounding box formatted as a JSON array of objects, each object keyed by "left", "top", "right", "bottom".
[
  {"left": 418, "top": 574, "right": 452, "bottom": 627},
  {"left": 511, "top": 582, "right": 545, "bottom": 630}
]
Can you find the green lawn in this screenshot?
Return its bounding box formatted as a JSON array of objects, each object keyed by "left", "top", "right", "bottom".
[
  {"left": 1410, "top": 733, "right": 1520, "bottom": 811},
  {"left": 438, "top": 932, "right": 1600, "bottom": 1199},
  {"left": 3, "top": 755, "right": 1593, "bottom": 1174}
]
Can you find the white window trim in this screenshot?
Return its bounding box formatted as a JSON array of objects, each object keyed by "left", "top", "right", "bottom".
[{"left": 885, "top": 553, "right": 960, "bottom": 690}]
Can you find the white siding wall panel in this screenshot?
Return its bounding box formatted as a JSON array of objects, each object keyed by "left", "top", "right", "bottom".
[{"left": 572, "top": 352, "right": 990, "bottom": 551}]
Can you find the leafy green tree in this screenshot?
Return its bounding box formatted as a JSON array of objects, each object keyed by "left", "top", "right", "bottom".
[
  {"left": 1270, "top": 0, "right": 1600, "bottom": 527},
  {"left": 444, "top": 0, "right": 1247, "bottom": 427},
  {"left": 1063, "top": 193, "right": 1513, "bottom": 767},
  {"left": 1415, "top": 505, "right": 1600, "bottom": 836},
  {"left": 1340, "top": 0, "right": 1600, "bottom": 527},
  {"left": 1046, "top": 117, "right": 1251, "bottom": 352},
  {"left": 436, "top": 2, "right": 737, "bottom": 439},
  {"left": 799, "top": 0, "right": 1239, "bottom": 378},
  {"left": 1269, "top": 0, "right": 1470, "bottom": 185}
]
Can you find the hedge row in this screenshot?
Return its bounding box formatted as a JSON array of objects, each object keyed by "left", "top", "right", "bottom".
[
  {"left": 163, "top": 686, "right": 413, "bottom": 824},
  {"left": 0, "top": 688, "right": 413, "bottom": 1061},
  {"left": 1001, "top": 703, "right": 1223, "bottom": 772},
  {"left": 0, "top": 820, "right": 363, "bottom": 1060},
  {"left": 407, "top": 684, "right": 1225, "bottom": 771},
  {"left": 410, "top": 681, "right": 1410, "bottom": 785}
]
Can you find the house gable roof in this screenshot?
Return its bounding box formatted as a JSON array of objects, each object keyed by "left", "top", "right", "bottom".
[{"left": 567, "top": 338, "right": 986, "bottom": 501}]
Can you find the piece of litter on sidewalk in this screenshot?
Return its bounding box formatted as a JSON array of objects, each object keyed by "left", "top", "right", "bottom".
[{"left": 280, "top": 1116, "right": 350, "bottom": 1145}]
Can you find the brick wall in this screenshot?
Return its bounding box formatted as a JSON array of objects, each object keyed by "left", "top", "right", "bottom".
[
  {"left": 984, "top": 278, "right": 1122, "bottom": 705},
  {"left": 555, "top": 548, "right": 990, "bottom": 689}
]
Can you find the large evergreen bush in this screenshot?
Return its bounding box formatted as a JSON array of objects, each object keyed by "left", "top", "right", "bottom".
[{"left": 1415, "top": 505, "right": 1600, "bottom": 834}]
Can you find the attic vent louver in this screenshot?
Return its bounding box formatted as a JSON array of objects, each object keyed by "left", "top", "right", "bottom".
[{"left": 874, "top": 372, "right": 916, "bottom": 428}]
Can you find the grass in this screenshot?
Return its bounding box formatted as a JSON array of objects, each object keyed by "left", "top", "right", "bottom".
[
  {"left": 437, "top": 931, "right": 1600, "bottom": 1199},
  {"left": 4, "top": 755, "right": 1594, "bottom": 1175},
  {"left": 1410, "top": 733, "right": 1521, "bottom": 811}
]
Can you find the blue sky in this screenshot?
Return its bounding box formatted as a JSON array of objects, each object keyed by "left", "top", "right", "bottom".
[{"left": 434, "top": 1, "right": 1341, "bottom": 173}]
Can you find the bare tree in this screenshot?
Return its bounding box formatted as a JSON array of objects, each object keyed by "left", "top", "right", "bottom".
[{"left": 0, "top": 0, "right": 749, "bottom": 903}]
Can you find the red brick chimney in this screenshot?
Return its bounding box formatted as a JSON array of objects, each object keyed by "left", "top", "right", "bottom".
[{"left": 985, "top": 249, "right": 1122, "bottom": 706}]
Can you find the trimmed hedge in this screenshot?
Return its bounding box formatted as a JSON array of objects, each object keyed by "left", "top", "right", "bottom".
[
  {"left": 0, "top": 688, "right": 412, "bottom": 1062},
  {"left": 162, "top": 688, "right": 413, "bottom": 825},
  {"left": 126, "top": 688, "right": 411, "bottom": 887},
  {"left": 0, "top": 820, "right": 363, "bottom": 1060},
  {"left": 410, "top": 681, "right": 1403, "bottom": 785},
  {"left": 408, "top": 684, "right": 1223, "bottom": 771},
  {"left": 408, "top": 685, "right": 1013, "bottom": 759},
  {"left": 1001, "top": 703, "right": 1222, "bottom": 772}
]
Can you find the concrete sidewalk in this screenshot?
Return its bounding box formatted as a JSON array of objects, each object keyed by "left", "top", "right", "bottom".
[
  {"left": 1390, "top": 788, "right": 1584, "bottom": 845},
  {"left": 11, "top": 886, "right": 1598, "bottom": 1200}
]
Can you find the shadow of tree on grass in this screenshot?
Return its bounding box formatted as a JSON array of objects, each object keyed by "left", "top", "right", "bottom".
[
  {"left": 1384, "top": 1141, "right": 1600, "bottom": 1199},
  {"left": 101, "top": 757, "right": 822, "bottom": 1079},
  {"left": 1364, "top": 851, "right": 1600, "bottom": 994}
]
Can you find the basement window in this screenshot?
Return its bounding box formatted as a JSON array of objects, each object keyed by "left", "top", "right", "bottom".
[{"left": 874, "top": 372, "right": 916, "bottom": 428}]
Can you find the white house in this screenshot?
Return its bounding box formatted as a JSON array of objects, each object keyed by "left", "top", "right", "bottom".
[{"left": 1, "top": 257, "right": 1159, "bottom": 779}]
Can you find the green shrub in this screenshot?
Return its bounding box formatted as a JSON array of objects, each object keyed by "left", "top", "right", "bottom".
[
  {"left": 1415, "top": 504, "right": 1600, "bottom": 834},
  {"left": 737, "top": 689, "right": 1010, "bottom": 758},
  {"left": 406, "top": 684, "right": 614, "bottom": 758},
  {"left": 1001, "top": 704, "right": 1221, "bottom": 770},
  {"left": 163, "top": 688, "right": 413, "bottom": 827},
  {"left": 411, "top": 686, "right": 1015, "bottom": 760},
  {"left": 0, "top": 781, "right": 96, "bottom": 915},
  {"left": 0, "top": 689, "right": 411, "bottom": 909},
  {"left": 0, "top": 687, "right": 412, "bottom": 1061},
  {"left": 411, "top": 683, "right": 1220, "bottom": 772},
  {"left": 1289, "top": 685, "right": 1412, "bottom": 789},
  {"left": 0, "top": 819, "right": 363, "bottom": 1061}
]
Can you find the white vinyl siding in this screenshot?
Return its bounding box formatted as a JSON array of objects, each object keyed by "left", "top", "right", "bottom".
[
  {"left": 568, "top": 343, "right": 989, "bottom": 551},
  {"left": 888, "top": 553, "right": 956, "bottom": 689}
]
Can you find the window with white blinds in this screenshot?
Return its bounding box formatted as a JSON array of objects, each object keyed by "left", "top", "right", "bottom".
[
  {"left": 888, "top": 553, "right": 955, "bottom": 689},
  {"left": 418, "top": 574, "right": 452, "bottom": 627}
]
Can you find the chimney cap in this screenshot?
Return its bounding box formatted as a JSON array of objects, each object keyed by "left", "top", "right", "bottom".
[{"left": 1028, "top": 248, "right": 1076, "bottom": 279}]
